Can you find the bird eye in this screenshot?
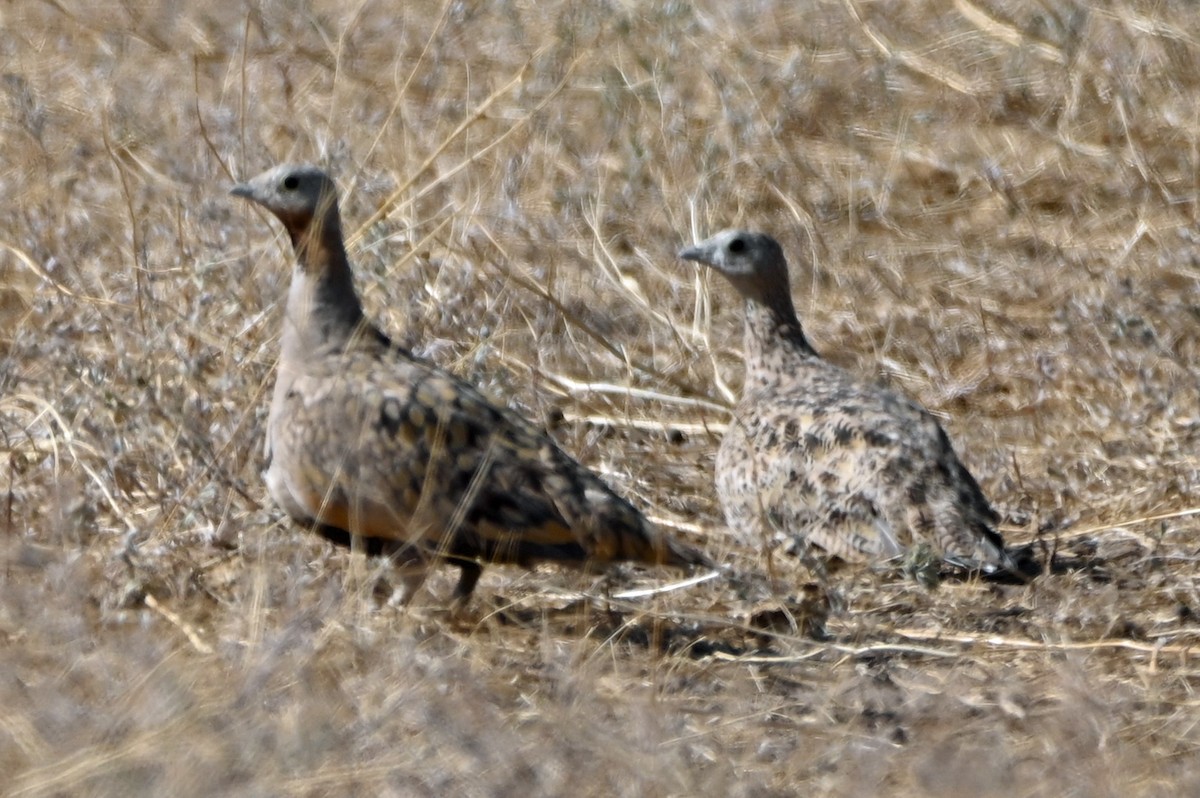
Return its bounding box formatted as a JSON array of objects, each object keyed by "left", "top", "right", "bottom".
[
  {"left": 283, "top": 175, "right": 299, "bottom": 190},
  {"left": 728, "top": 237, "right": 746, "bottom": 253}
]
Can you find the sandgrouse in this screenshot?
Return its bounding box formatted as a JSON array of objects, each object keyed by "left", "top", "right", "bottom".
[
  {"left": 230, "top": 163, "right": 709, "bottom": 602},
  {"left": 679, "top": 230, "right": 1015, "bottom": 575}
]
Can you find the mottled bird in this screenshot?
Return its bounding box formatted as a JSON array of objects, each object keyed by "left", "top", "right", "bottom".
[
  {"left": 230, "top": 163, "right": 710, "bottom": 602},
  {"left": 678, "top": 230, "right": 1015, "bottom": 575}
]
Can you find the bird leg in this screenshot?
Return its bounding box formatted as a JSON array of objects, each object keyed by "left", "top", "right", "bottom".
[{"left": 451, "top": 560, "right": 484, "bottom": 602}]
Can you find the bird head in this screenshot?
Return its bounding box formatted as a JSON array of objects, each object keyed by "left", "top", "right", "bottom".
[
  {"left": 678, "top": 229, "right": 789, "bottom": 303},
  {"left": 230, "top": 163, "right": 340, "bottom": 239}
]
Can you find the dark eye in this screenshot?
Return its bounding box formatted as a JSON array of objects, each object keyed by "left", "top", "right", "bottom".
[
  {"left": 283, "top": 175, "right": 300, "bottom": 190},
  {"left": 728, "top": 237, "right": 746, "bottom": 253}
]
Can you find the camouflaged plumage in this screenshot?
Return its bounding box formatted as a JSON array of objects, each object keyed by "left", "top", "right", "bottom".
[
  {"left": 679, "top": 230, "right": 1014, "bottom": 574},
  {"left": 231, "top": 164, "right": 709, "bottom": 601}
]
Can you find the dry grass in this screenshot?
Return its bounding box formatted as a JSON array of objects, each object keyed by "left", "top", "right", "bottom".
[{"left": 3, "top": 0, "right": 1200, "bottom": 794}]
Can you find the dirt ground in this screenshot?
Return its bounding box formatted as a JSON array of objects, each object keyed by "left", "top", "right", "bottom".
[{"left": 3, "top": 1, "right": 1200, "bottom": 795}]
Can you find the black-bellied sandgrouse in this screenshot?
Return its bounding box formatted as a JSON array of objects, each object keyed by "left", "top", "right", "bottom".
[
  {"left": 230, "top": 163, "right": 710, "bottom": 602},
  {"left": 679, "top": 230, "right": 1016, "bottom": 575}
]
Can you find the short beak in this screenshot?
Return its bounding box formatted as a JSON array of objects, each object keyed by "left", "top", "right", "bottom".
[
  {"left": 229, "top": 183, "right": 254, "bottom": 199},
  {"left": 678, "top": 243, "right": 706, "bottom": 263}
]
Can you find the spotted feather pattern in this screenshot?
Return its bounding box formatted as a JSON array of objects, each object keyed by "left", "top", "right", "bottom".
[
  {"left": 680, "top": 230, "right": 1014, "bottom": 574},
  {"left": 232, "top": 164, "right": 710, "bottom": 602}
]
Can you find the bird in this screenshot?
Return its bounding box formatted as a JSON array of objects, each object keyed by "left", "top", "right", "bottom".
[
  {"left": 229, "top": 163, "right": 710, "bottom": 603},
  {"left": 678, "top": 229, "right": 1017, "bottom": 576}
]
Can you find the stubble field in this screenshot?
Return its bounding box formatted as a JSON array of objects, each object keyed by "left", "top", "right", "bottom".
[{"left": 3, "top": 1, "right": 1200, "bottom": 795}]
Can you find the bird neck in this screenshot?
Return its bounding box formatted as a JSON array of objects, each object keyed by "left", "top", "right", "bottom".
[
  {"left": 281, "top": 216, "right": 369, "bottom": 360},
  {"left": 741, "top": 294, "right": 820, "bottom": 393}
]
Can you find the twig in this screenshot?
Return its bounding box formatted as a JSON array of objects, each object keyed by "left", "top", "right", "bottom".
[
  {"left": 144, "top": 594, "right": 214, "bottom": 655},
  {"left": 347, "top": 46, "right": 586, "bottom": 248},
  {"left": 842, "top": 0, "right": 978, "bottom": 95},
  {"left": 953, "top": 0, "right": 1066, "bottom": 64},
  {"left": 504, "top": 360, "right": 728, "bottom": 413},
  {"left": 562, "top": 412, "right": 726, "bottom": 435},
  {"left": 1052, "top": 506, "right": 1200, "bottom": 542},
  {"left": 0, "top": 240, "right": 123, "bottom": 307},
  {"left": 612, "top": 570, "right": 721, "bottom": 600},
  {"left": 892, "top": 626, "right": 1196, "bottom": 657}
]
